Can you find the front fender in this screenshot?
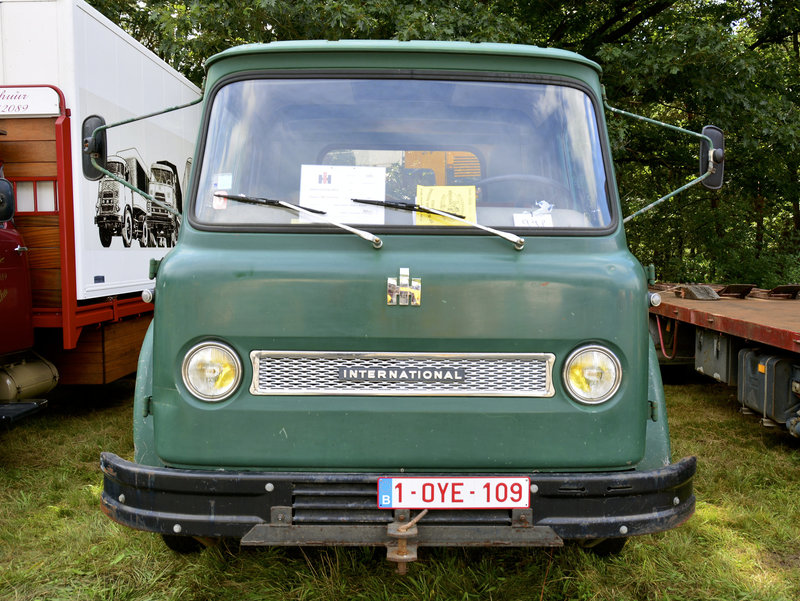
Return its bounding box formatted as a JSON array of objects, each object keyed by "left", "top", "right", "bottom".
[
  {"left": 133, "top": 321, "right": 163, "bottom": 466},
  {"left": 638, "top": 344, "right": 672, "bottom": 470}
]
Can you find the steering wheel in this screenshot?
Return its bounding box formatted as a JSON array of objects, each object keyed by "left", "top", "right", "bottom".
[{"left": 476, "top": 174, "right": 571, "bottom": 198}]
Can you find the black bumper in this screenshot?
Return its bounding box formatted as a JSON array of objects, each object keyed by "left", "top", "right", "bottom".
[
  {"left": 1, "top": 400, "right": 46, "bottom": 428},
  {"left": 94, "top": 214, "right": 121, "bottom": 227},
  {"left": 146, "top": 214, "right": 175, "bottom": 228},
  {"left": 100, "top": 453, "right": 696, "bottom": 547}
]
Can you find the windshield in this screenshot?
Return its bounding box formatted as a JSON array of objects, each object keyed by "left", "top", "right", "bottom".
[
  {"left": 107, "top": 159, "right": 126, "bottom": 177},
  {"left": 193, "top": 77, "right": 613, "bottom": 231},
  {"left": 152, "top": 168, "right": 174, "bottom": 185}
]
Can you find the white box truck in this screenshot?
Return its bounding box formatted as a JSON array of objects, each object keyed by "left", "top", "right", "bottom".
[{"left": 0, "top": 0, "right": 200, "bottom": 419}]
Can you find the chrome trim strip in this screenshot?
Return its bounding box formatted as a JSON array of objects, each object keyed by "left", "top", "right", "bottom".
[{"left": 249, "top": 351, "right": 555, "bottom": 397}]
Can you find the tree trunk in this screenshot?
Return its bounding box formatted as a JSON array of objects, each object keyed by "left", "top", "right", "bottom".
[{"left": 754, "top": 194, "right": 765, "bottom": 259}]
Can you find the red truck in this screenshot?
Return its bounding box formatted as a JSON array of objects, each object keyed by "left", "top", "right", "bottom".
[{"left": 1, "top": 148, "right": 55, "bottom": 424}]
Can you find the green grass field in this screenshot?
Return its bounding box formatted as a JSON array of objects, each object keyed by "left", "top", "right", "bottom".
[{"left": 1, "top": 373, "right": 799, "bottom": 601}]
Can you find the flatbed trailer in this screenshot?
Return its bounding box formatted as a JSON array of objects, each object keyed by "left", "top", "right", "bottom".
[{"left": 649, "top": 284, "right": 800, "bottom": 437}]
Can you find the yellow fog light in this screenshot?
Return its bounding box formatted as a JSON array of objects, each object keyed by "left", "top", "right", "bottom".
[
  {"left": 563, "top": 346, "right": 622, "bottom": 404},
  {"left": 182, "top": 342, "right": 242, "bottom": 402}
]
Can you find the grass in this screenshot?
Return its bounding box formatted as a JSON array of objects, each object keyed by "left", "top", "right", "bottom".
[{"left": 1, "top": 371, "right": 799, "bottom": 601}]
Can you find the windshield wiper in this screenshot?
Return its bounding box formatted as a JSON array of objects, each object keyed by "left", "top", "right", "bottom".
[
  {"left": 352, "top": 198, "right": 466, "bottom": 220},
  {"left": 214, "top": 193, "right": 383, "bottom": 249},
  {"left": 215, "top": 192, "right": 325, "bottom": 214},
  {"left": 352, "top": 198, "right": 524, "bottom": 251}
]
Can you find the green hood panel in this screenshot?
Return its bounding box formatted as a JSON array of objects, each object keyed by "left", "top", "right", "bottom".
[{"left": 151, "top": 232, "right": 649, "bottom": 471}]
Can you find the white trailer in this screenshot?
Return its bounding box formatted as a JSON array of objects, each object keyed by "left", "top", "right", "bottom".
[{"left": 0, "top": 0, "right": 200, "bottom": 392}]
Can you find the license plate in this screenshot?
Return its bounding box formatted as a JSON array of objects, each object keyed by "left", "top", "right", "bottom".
[{"left": 378, "top": 476, "right": 530, "bottom": 509}]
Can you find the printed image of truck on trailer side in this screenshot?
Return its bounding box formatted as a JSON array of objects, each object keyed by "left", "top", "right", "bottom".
[{"left": 95, "top": 152, "right": 182, "bottom": 248}]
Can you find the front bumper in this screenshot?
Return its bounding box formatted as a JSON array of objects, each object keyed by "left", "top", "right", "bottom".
[
  {"left": 100, "top": 453, "right": 696, "bottom": 549},
  {"left": 94, "top": 214, "right": 122, "bottom": 228},
  {"left": 146, "top": 214, "right": 175, "bottom": 229},
  {"left": 0, "top": 400, "right": 47, "bottom": 427}
]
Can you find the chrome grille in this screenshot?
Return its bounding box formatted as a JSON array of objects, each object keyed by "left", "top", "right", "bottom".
[
  {"left": 250, "top": 351, "right": 554, "bottom": 397},
  {"left": 149, "top": 193, "right": 169, "bottom": 215}
]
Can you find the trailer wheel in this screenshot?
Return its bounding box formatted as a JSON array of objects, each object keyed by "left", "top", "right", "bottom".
[
  {"left": 121, "top": 208, "right": 133, "bottom": 248},
  {"left": 99, "top": 229, "right": 112, "bottom": 248},
  {"left": 139, "top": 220, "right": 150, "bottom": 247}
]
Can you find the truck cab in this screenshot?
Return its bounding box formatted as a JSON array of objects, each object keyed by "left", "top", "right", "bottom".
[
  {"left": 99, "top": 41, "right": 695, "bottom": 568},
  {"left": 146, "top": 161, "right": 180, "bottom": 247}
]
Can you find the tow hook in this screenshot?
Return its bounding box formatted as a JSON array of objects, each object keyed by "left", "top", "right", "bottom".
[{"left": 386, "top": 509, "right": 428, "bottom": 574}]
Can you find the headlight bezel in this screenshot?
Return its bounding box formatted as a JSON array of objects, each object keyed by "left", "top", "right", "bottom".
[
  {"left": 562, "top": 345, "right": 622, "bottom": 405},
  {"left": 181, "top": 341, "right": 243, "bottom": 402}
]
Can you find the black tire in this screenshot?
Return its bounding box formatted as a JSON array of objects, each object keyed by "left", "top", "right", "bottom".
[
  {"left": 580, "top": 537, "right": 628, "bottom": 557},
  {"left": 160, "top": 534, "right": 205, "bottom": 554},
  {"left": 99, "top": 229, "right": 112, "bottom": 248},
  {"left": 139, "top": 219, "right": 150, "bottom": 247},
  {"left": 121, "top": 208, "right": 133, "bottom": 248}
]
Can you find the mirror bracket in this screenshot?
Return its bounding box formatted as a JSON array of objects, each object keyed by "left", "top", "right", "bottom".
[{"left": 602, "top": 86, "right": 725, "bottom": 222}]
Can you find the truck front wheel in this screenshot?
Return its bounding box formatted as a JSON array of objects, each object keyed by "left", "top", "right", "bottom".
[
  {"left": 579, "top": 537, "right": 628, "bottom": 556},
  {"left": 161, "top": 534, "right": 206, "bottom": 554},
  {"left": 99, "top": 229, "right": 112, "bottom": 247}
]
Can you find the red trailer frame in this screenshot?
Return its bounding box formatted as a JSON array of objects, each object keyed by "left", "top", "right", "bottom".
[
  {"left": 650, "top": 285, "right": 800, "bottom": 355},
  {"left": 4, "top": 84, "right": 152, "bottom": 350}
]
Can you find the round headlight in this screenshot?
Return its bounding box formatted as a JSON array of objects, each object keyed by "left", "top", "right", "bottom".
[
  {"left": 182, "top": 342, "right": 242, "bottom": 402},
  {"left": 563, "top": 346, "right": 622, "bottom": 404}
]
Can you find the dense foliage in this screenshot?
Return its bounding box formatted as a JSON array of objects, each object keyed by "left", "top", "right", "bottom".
[{"left": 89, "top": 0, "right": 800, "bottom": 287}]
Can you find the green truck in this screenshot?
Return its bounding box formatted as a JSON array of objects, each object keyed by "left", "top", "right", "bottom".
[{"left": 92, "top": 41, "right": 705, "bottom": 570}]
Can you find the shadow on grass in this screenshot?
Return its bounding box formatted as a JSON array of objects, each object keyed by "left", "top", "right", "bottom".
[
  {"left": 659, "top": 364, "right": 709, "bottom": 386},
  {"left": 46, "top": 374, "right": 136, "bottom": 413}
]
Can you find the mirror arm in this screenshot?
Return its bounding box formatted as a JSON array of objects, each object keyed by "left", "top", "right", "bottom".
[
  {"left": 603, "top": 98, "right": 715, "bottom": 150},
  {"left": 622, "top": 172, "right": 711, "bottom": 223},
  {"left": 603, "top": 86, "right": 714, "bottom": 150},
  {"left": 88, "top": 96, "right": 203, "bottom": 142}
]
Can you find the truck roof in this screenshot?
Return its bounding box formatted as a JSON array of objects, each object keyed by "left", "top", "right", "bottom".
[{"left": 204, "top": 40, "right": 602, "bottom": 77}]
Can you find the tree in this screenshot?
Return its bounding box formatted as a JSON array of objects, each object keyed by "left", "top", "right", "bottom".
[{"left": 597, "top": 1, "right": 800, "bottom": 286}]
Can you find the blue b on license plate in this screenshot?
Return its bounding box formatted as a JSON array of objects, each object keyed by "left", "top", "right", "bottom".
[{"left": 378, "top": 476, "right": 530, "bottom": 509}]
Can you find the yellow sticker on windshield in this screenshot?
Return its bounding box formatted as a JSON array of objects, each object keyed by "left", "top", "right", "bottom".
[{"left": 415, "top": 186, "right": 477, "bottom": 226}]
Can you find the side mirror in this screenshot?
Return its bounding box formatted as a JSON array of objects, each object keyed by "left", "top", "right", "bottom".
[
  {"left": 700, "top": 125, "right": 725, "bottom": 190},
  {"left": 82, "top": 115, "right": 108, "bottom": 181},
  {"left": 0, "top": 178, "right": 15, "bottom": 222}
]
